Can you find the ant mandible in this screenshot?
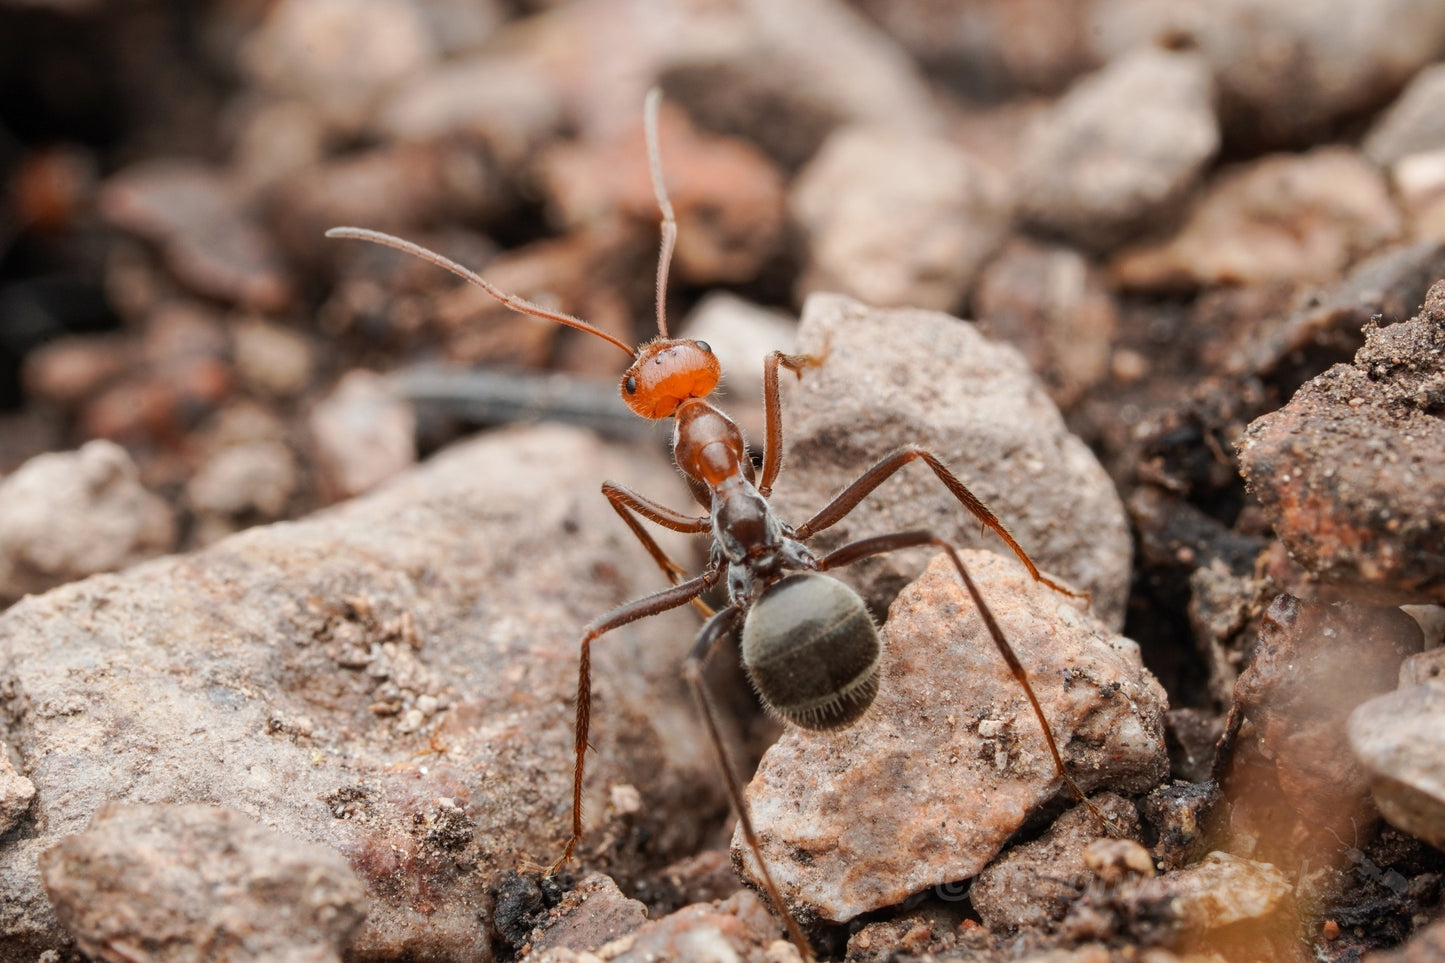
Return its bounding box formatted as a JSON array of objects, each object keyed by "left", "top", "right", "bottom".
[{"left": 330, "top": 89, "right": 1101, "bottom": 961}]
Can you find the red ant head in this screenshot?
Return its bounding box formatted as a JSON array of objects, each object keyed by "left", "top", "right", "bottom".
[{"left": 620, "top": 338, "right": 720, "bottom": 418}]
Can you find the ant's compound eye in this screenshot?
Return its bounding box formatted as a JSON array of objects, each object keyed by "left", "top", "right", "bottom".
[
  {"left": 694, "top": 340, "right": 712, "bottom": 354},
  {"left": 624, "top": 375, "right": 637, "bottom": 395}
]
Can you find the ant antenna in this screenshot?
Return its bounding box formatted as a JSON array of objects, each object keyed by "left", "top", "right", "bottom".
[
  {"left": 644, "top": 87, "right": 676, "bottom": 340},
  {"left": 324, "top": 226, "right": 638, "bottom": 359}
]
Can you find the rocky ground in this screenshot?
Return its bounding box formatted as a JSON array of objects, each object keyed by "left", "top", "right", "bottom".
[{"left": 2, "top": 0, "right": 1444, "bottom": 961}]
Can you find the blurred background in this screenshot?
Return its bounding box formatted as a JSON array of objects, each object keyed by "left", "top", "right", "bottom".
[{"left": 2, "top": 0, "right": 1445, "bottom": 701}]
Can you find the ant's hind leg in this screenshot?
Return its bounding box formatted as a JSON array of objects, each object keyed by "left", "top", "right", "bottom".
[
  {"left": 816, "top": 530, "right": 1118, "bottom": 837},
  {"left": 547, "top": 572, "right": 716, "bottom": 876},
  {"left": 683, "top": 607, "right": 815, "bottom": 961},
  {"left": 796, "top": 445, "right": 1085, "bottom": 601}
]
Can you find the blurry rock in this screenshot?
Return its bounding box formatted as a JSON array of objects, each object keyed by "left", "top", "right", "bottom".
[
  {"left": 791, "top": 126, "right": 1012, "bottom": 312},
  {"left": 270, "top": 143, "right": 497, "bottom": 259},
  {"left": 1220, "top": 595, "right": 1421, "bottom": 866},
  {"left": 242, "top": 0, "right": 438, "bottom": 134},
  {"left": 40, "top": 803, "right": 367, "bottom": 963},
  {"left": 186, "top": 440, "right": 299, "bottom": 519},
  {"left": 1113, "top": 148, "right": 1403, "bottom": 291},
  {"left": 1367, "top": 915, "right": 1445, "bottom": 963},
  {"left": 538, "top": 103, "right": 786, "bottom": 286},
  {"left": 1363, "top": 63, "right": 1445, "bottom": 168},
  {"left": 378, "top": 52, "right": 565, "bottom": 168},
  {"left": 0, "top": 426, "right": 715, "bottom": 961},
  {"left": 735, "top": 551, "right": 1168, "bottom": 922},
  {"left": 1014, "top": 47, "right": 1218, "bottom": 253},
  {"left": 512, "top": 0, "right": 939, "bottom": 168},
  {"left": 1394, "top": 149, "right": 1445, "bottom": 243},
  {"left": 972, "top": 238, "right": 1119, "bottom": 409},
  {"left": 0, "top": 745, "right": 35, "bottom": 835},
  {"left": 770, "top": 293, "right": 1132, "bottom": 629},
  {"left": 852, "top": 0, "right": 1102, "bottom": 95},
  {"left": 1150, "top": 851, "right": 1291, "bottom": 932},
  {"left": 971, "top": 794, "right": 1143, "bottom": 935},
  {"left": 98, "top": 160, "right": 292, "bottom": 312},
  {"left": 0, "top": 440, "right": 175, "bottom": 605},
  {"left": 309, "top": 370, "right": 416, "bottom": 501},
  {"left": 533, "top": 889, "right": 792, "bottom": 963},
  {"left": 1349, "top": 678, "right": 1445, "bottom": 851},
  {"left": 230, "top": 98, "right": 329, "bottom": 196},
  {"left": 676, "top": 293, "right": 798, "bottom": 447},
  {"left": 22, "top": 335, "right": 132, "bottom": 409},
  {"left": 1090, "top": 0, "right": 1445, "bottom": 148},
  {"left": 1238, "top": 282, "right": 1445, "bottom": 603},
  {"left": 233, "top": 318, "right": 313, "bottom": 399}
]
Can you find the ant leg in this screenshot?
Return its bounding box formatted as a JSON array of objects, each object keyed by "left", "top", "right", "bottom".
[
  {"left": 603, "top": 482, "right": 714, "bottom": 617},
  {"left": 550, "top": 570, "right": 720, "bottom": 876},
  {"left": 684, "top": 607, "right": 816, "bottom": 961},
  {"left": 759, "top": 350, "right": 823, "bottom": 497},
  {"left": 818, "top": 530, "right": 1118, "bottom": 836},
  {"left": 795, "top": 445, "right": 1084, "bottom": 600}
]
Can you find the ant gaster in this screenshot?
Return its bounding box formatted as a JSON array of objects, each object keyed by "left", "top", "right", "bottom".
[{"left": 330, "top": 90, "right": 1104, "bottom": 962}]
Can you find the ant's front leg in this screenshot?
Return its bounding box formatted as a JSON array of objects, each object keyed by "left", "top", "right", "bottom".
[
  {"left": 796, "top": 445, "right": 1084, "bottom": 601},
  {"left": 759, "top": 350, "right": 824, "bottom": 496},
  {"left": 548, "top": 570, "right": 717, "bottom": 876}
]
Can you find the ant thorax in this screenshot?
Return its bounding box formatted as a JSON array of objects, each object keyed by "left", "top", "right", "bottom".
[{"left": 714, "top": 482, "right": 819, "bottom": 606}]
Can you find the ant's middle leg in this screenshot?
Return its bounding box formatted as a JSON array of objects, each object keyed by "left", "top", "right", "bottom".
[
  {"left": 683, "top": 606, "right": 815, "bottom": 960},
  {"left": 549, "top": 569, "right": 719, "bottom": 876},
  {"left": 795, "top": 445, "right": 1084, "bottom": 600},
  {"left": 816, "top": 530, "right": 1116, "bottom": 836},
  {"left": 603, "top": 481, "right": 710, "bottom": 585}
]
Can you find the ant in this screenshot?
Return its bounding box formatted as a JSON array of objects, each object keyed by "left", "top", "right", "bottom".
[{"left": 330, "top": 90, "right": 1103, "bottom": 961}]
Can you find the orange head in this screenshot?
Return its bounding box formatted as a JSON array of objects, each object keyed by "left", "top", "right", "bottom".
[{"left": 620, "top": 339, "right": 721, "bottom": 418}]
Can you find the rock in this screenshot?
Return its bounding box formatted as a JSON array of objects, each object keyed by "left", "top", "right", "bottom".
[
  {"left": 0, "top": 426, "right": 723, "bottom": 961},
  {"left": 1367, "top": 915, "right": 1445, "bottom": 963},
  {"left": 242, "top": 0, "right": 438, "bottom": 134},
  {"left": 970, "top": 794, "right": 1144, "bottom": 935},
  {"left": 186, "top": 440, "right": 299, "bottom": 519},
  {"left": 0, "top": 440, "right": 176, "bottom": 606},
  {"left": 1090, "top": 0, "right": 1445, "bottom": 149},
  {"left": 1014, "top": 47, "right": 1218, "bottom": 253},
  {"left": 98, "top": 160, "right": 292, "bottom": 312},
  {"left": 676, "top": 293, "right": 799, "bottom": 449},
  {"left": 308, "top": 370, "right": 416, "bottom": 501},
  {"left": 0, "top": 744, "right": 35, "bottom": 835},
  {"left": 1220, "top": 595, "right": 1421, "bottom": 866},
  {"left": 537, "top": 101, "right": 785, "bottom": 288},
  {"left": 789, "top": 125, "right": 1012, "bottom": 311},
  {"left": 40, "top": 803, "right": 367, "bottom": 963},
  {"left": 524, "top": 873, "right": 648, "bottom": 957},
  {"left": 734, "top": 550, "right": 1168, "bottom": 923},
  {"left": 1238, "top": 281, "right": 1445, "bottom": 603},
  {"left": 972, "top": 238, "right": 1120, "bottom": 409},
  {"left": 532, "top": 889, "right": 795, "bottom": 963},
  {"left": 1348, "top": 678, "right": 1445, "bottom": 851},
  {"left": 769, "top": 293, "right": 1132, "bottom": 629},
  {"left": 1363, "top": 63, "right": 1445, "bottom": 168},
  {"left": 377, "top": 52, "right": 565, "bottom": 169},
  {"left": 1111, "top": 148, "right": 1403, "bottom": 292}
]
